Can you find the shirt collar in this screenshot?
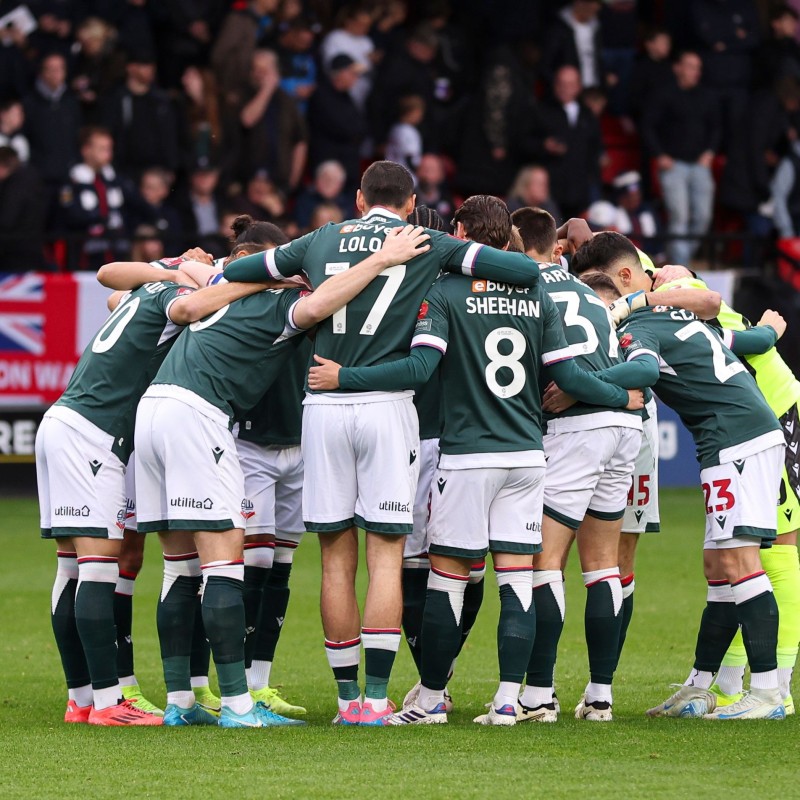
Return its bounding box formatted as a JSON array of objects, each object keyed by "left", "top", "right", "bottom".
[{"left": 362, "top": 206, "right": 403, "bottom": 221}]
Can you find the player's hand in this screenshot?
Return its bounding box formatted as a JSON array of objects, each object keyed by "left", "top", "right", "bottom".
[
  {"left": 308, "top": 355, "right": 342, "bottom": 390},
  {"left": 758, "top": 310, "right": 787, "bottom": 340},
  {"left": 181, "top": 247, "right": 213, "bottom": 265},
  {"left": 542, "top": 381, "right": 576, "bottom": 414},
  {"left": 562, "top": 218, "right": 593, "bottom": 255},
  {"left": 607, "top": 290, "right": 648, "bottom": 325},
  {"left": 380, "top": 225, "right": 431, "bottom": 266},
  {"left": 625, "top": 389, "right": 645, "bottom": 410},
  {"left": 653, "top": 264, "right": 692, "bottom": 288}
]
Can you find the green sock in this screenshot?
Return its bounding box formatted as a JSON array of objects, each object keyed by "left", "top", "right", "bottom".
[
  {"left": 189, "top": 592, "right": 210, "bottom": 679},
  {"left": 496, "top": 567, "right": 536, "bottom": 684},
  {"left": 420, "top": 568, "right": 467, "bottom": 692},
  {"left": 526, "top": 572, "right": 564, "bottom": 688},
  {"left": 401, "top": 565, "right": 429, "bottom": 673},
  {"left": 114, "top": 573, "right": 135, "bottom": 680},
  {"left": 243, "top": 564, "right": 270, "bottom": 668},
  {"left": 616, "top": 574, "right": 635, "bottom": 663},
  {"left": 324, "top": 638, "right": 361, "bottom": 700},
  {"left": 457, "top": 565, "right": 486, "bottom": 657},
  {"left": 694, "top": 581, "right": 739, "bottom": 673},
  {"left": 731, "top": 573, "right": 779, "bottom": 674},
  {"left": 254, "top": 560, "right": 293, "bottom": 664},
  {"left": 583, "top": 570, "right": 623, "bottom": 685},
  {"left": 158, "top": 556, "right": 201, "bottom": 695},
  {"left": 74, "top": 558, "right": 119, "bottom": 691},
  {"left": 362, "top": 628, "right": 401, "bottom": 700},
  {"left": 51, "top": 553, "right": 90, "bottom": 690},
  {"left": 202, "top": 571, "right": 248, "bottom": 698}
]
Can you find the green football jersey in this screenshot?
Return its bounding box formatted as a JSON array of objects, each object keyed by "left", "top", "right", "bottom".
[
  {"left": 617, "top": 306, "right": 782, "bottom": 467},
  {"left": 224, "top": 207, "right": 540, "bottom": 390},
  {"left": 152, "top": 287, "right": 306, "bottom": 424},
  {"left": 538, "top": 264, "right": 632, "bottom": 424},
  {"left": 56, "top": 280, "right": 193, "bottom": 463},
  {"left": 237, "top": 337, "right": 311, "bottom": 446},
  {"left": 411, "top": 273, "right": 569, "bottom": 461}
]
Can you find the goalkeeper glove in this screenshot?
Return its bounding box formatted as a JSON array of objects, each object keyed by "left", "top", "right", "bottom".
[{"left": 608, "top": 290, "right": 648, "bottom": 325}]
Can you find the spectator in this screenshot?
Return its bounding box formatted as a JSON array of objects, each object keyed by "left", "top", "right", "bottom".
[
  {"left": 385, "top": 95, "right": 424, "bottom": 171},
  {"left": 415, "top": 153, "right": 455, "bottom": 220},
  {"left": 23, "top": 53, "right": 82, "bottom": 192},
  {"left": 276, "top": 15, "right": 318, "bottom": 114},
  {"left": 599, "top": 0, "right": 639, "bottom": 115},
  {"left": 506, "top": 164, "right": 562, "bottom": 222},
  {"left": 0, "top": 99, "right": 30, "bottom": 162},
  {"left": 642, "top": 50, "right": 721, "bottom": 265},
  {"left": 307, "top": 54, "right": 368, "bottom": 191},
  {"left": 530, "top": 65, "right": 602, "bottom": 219},
  {"left": 29, "top": 4, "right": 75, "bottom": 61},
  {"left": 130, "top": 223, "right": 165, "bottom": 264},
  {"left": 211, "top": 0, "right": 280, "bottom": 108},
  {"left": 308, "top": 200, "right": 345, "bottom": 230},
  {"left": 127, "top": 167, "right": 183, "bottom": 253},
  {"left": 230, "top": 170, "right": 287, "bottom": 223},
  {"left": 754, "top": 4, "right": 800, "bottom": 90},
  {"left": 238, "top": 49, "right": 307, "bottom": 194},
  {"left": 772, "top": 140, "right": 800, "bottom": 239},
  {"left": 101, "top": 52, "right": 180, "bottom": 179},
  {"left": 95, "top": 0, "right": 156, "bottom": 62},
  {"left": 0, "top": 146, "right": 45, "bottom": 270},
  {"left": 541, "top": 0, "right": 604, "bottom": 88},
  {"left": 608, "top": 169, "right": 661, "bottom": 253},
  {"left": 70, "top": 16, "right": 126, "bottom": 123},
  {"left": 175, "top": 159, "right": 223, "bottom": 248},
  {"left": 293, "top": 160, "right": 351, "bottom": 229},
  {"left": 0, "top": 13, "right": 32, "bottom": 101},
  {"left": 320, "top": 3, "right": 375, "bottom": 109},
  {"left": 176, "top": 65, "right": 229, "bottom": 172},
  {"left": 57, "top": 126, "right": 128, "bottom": 270},
  {"left": 629, "top": 26, "right": 673, "bottom": 121},
  {"left": 689, "top": 0, "right": 759, "bottom": 143},
  {"left": 370, "top": 0, "right": 408, "bottom": 64}
]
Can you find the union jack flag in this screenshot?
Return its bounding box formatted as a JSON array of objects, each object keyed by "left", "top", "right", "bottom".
[{"left": 0, "top": 274, "right": 45, "bottom": 355}]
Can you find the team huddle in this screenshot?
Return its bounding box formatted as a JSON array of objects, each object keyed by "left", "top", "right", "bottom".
[{"left": 36, "top": 161, "right": 800, "bottom": 728}]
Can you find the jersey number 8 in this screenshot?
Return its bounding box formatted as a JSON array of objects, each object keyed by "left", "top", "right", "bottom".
[{"left": 485, "top": 327, "right": 527, "bottom": 399}]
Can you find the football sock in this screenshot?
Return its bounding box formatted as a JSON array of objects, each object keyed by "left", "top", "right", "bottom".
[
  {"left": 420, "top": 567, "right": 467, "bottom": 692},
  {"left": 525, "top": 571, "right": 565, "bottom": 690},
  {"left": 616, "top": 573, "right": 635, "bottom": 662},
  {"left": 762, "top": 545, "right": 800, "bottom": 697},
  {"left": 692, "top": 580, "right": 738, "bottom": 683},
  {"left": 158, "top": 553, "right": 201, "bottom": 706},
  {"left": 401, "top": 559, "right": 429, "bottom": 674},
  {"left": 731, "top": 571, "right": 779, "bottom": 689},
  {"left": 75, "top": 556, "right": 120, "bottom": 710},
  {"left": 519, "top": 685, "right": 554, "bottom": 707},
  {"left": 325, "top": 637, "right": 361, "bottom": 708},
  {"left": 363, "top": 627, "right": 401, "bottom": 710},
  {"left": 457, "top": 561, "right": 486, "bottom": 656},
  {"left": 189, "top": 591, "right": 210, "bottom": 679},
  {"left": 201, "top": 561, "right": 249, "bottom": 704},
  {"left": 242, "top": 542, "right": 273, "bottom": 668},
  {"left": 114, "top": 569, "right": 136, "bottom": 683},
  {"left": 583, "top": 568, "right": 623, "bottom": 687},
  {"left": 716, "top": 665, "right": 745, "bottom": 696},
  {"left": 51, "top": 551, "right": 91, "bottom": 696},
  {"left": 496, "top": 566, "right": 535, "bottom": 692},
  {"left": 251, "top": 544, "right": 295, "bottom": 685}
]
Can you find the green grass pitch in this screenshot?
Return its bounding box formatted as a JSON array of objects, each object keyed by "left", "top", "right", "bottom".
[{"left": 1, "top": 488, "right": 797, "bottom": 799}]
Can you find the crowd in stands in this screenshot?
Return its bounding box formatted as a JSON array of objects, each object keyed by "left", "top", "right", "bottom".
[{"left": 1, "top": 0, "right": 800, "bottom": 270}]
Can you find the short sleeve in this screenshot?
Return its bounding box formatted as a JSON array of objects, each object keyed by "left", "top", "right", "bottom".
[
  {"left": 411, "top": 281, "right": 449, "bottom": 354},
  {"left": 159, "top": 283, "right": 195, "bottom": 320},
  {"left": 618, "top": 317, "right": 661, "bottom": 363},
  {"left": 540, "top": 292, "right": 571, "bottom": 366}
]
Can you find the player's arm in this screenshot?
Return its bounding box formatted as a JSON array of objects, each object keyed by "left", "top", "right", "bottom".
[
  {"left": 166, "top": 281, "right": 271, "bottom": 325},
  {"left": 291, "top": 226, "right": 430, "bottom": 329},
  {"left": 309, "top": 346, "right": 442, "bottom": 392},
  {"left": 608, "top": 286, "right": 722, "bottom": 324},
  {"left": 107, "top": 290, "right": 126, "bottom": 312},
  {"left": 556, "top": 217, "right": 593, "bottom": 255},
  {"left": 720, "top": 310, "right": 785, "bottom": 355},
  {"left": 178, "top": 259, "right": 222, "bottom": 287},
  {"left": 223, "top": 229, "right": 316, "bottom": 282},
  {"left": 434, "top": 230, "right": 540, "bottom": 287},
  {"left": 592, "top": 356, "right": 661, "bottom": 389},
  {"left": 97, "top": 261, "right": 200, "bottom": 290}
]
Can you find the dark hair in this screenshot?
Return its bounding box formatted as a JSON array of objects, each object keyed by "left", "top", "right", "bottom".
[
  {"left": 360, "top": 160, "right": 415, "bottom": 209},
  {"left": 452, "top": 195, "right": 511, "bottom": 249},
  {"left": 230, "top": 214, "right": 289, "bottom": 255},
  {"left": 570, "top": 231, "right": 640, "bottom": 276},
  {"left": 642, "top": 24, "right": 669, "bottom": 42},
  {"left": 507, "top": 227, "right": 524, "bottom": 253},
  {"left": 580, "top": 271, "right": 622, "bottom": 300},
  {"left": 407, "top": 204, "right": 450, "bottom": 232},
  {"left": 0, "top": 146, "right": 20, "bottom": 169},
  {"left": 511, "top": 207, "right": 557, "bottom": 257},
  {"left": 771, "top": 4, "right": 799, "bottom": 22},
  {"left": 672, "top": 49, "right": 701, "bottom": 66},
  {"left": 79, "top": 125, "right": 112, "bottom": 147}
]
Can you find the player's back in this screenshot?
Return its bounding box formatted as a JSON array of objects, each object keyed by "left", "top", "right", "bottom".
[
  {"left": 618, "top": 306, "right": 781, "bottom": 466},
  {"left": 56, "top": 280, "right": 192, "bottom": 458},
  {"left": 423, "top": 273, "right": 555, "bottom": 459}
]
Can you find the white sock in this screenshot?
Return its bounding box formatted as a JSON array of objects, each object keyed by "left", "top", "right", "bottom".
[
  {"left": 244, "top": 542, "right": 275, "bottom": 570},
  {"left": 418, "top": 684, "right": 445, "bottom": 711},
  {"left": 750, "top": 669, "right": 779, "bottom": 692},
  {"left": 684, "top": 668, "right": 714, "bottom": 689},
  {"left": 190, "top": 676, "right": 209, "bottom": 689},
  {"left": 68, "top": 684, "right": 92, "bottom": 707},
  {"left": 586, "top": 681, "right": 612, "bottom": 704},
  {"left": 167, "top": 690, "right": 195, "bottom": 709},
  {"left": 201, "top": 559, "right": 245, "bottom": 586},
  {"left": 338, "top": 695, "right": 361, "bottom": 712},
  {"left": 493, "top": 680, "right": 521, "bottom": 710},
  {"left": 778, "top": 667, "right": 793, "bottom": 699},
  {"left": 250, "top": 659, "right": 272, "bottom": 690},
  {"left": 366, "top": 697, "right": 388, "bottom": 712},
  {"left": 222, "top": 692, "right": 254, "bottom": 715},
  {"left": 519, "top": 685, "right": 554, "bottom": 707},
  {"left": 118, "top": 675, "right": 138, "bottom": 688},
  {"left": 94, "top": 684, "right": 122, "bottom": 711},
  {"left": 715, "top": 665, "right": 745, "bottom": 696}
]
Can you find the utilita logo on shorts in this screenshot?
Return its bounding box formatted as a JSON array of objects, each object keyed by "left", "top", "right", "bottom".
[
  {"left": 170, "top": 497, "right": 214, "bottom": 510},
  {"left": 526, "top": 521, "right": 542, "bottom": 533},
  {"left": 378, "top": 501, "right": 411, "bottom": 512},
  {"left": 54, "top": 505, "right": 90, "bottom": 516}
]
